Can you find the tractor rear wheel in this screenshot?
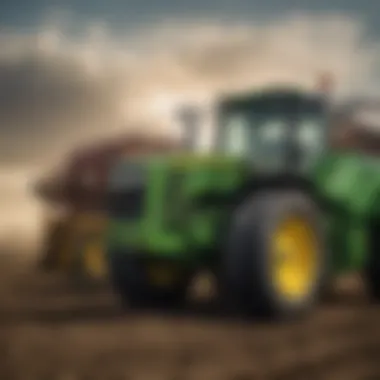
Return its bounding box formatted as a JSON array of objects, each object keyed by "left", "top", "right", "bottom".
[
  {"left": 222, "top": 190, "right": 327, "bottom": 320},
  {"left": 107, "top": 251, "right": 190, "bottom": 311}
]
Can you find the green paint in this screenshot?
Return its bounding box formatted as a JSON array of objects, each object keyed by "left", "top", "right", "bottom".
[
  {"left": 312, "top": 152, "right": 380, "bottom": 272},
  {"left": 105, "top": 87, "right": 380, "bottom": 280},
  {"left": 105, "top": 154, "right": 245, "bottom": 261}
]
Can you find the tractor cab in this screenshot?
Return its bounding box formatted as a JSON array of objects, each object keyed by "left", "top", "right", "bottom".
[{"left": 213, "top": 88, "right": 329, "bottom": 172}]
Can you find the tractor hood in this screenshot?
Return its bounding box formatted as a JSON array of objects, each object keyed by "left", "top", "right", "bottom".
[
  {"left": 107, "top": 151, "right": 249, "bottom": 197},
  {"left": 106, "top": 151, "right": 251, "bottom": 255}
]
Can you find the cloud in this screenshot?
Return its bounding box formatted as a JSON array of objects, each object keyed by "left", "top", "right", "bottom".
[
  {"left": 1, "top": 12, "right": 380, "bottom": 243},
  {"left": 0, "top": 13, "right": 379, "bottom": 167}
]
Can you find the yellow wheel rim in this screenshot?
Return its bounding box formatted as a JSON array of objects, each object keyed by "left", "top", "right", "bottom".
[
  {"left": 83, "top": 241, "right": 107, "bottom": 279},
  {"left": 271, "top": 216, "right": 318, "bottom": 302}
]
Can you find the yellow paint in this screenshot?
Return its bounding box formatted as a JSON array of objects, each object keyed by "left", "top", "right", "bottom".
[{"left": 271, "top": 216, "right": 318, "bottom": 302}]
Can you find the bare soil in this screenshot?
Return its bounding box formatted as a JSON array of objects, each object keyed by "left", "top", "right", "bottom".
[{"left": 1, "top": 250, "right": 380, "bottom": 380}]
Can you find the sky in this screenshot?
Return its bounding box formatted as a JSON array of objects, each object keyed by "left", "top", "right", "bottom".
[
  {"left": 1, "top": 0, "right": 380, "bottom": 242},
  {"left": 1, "top": 0, "right": 380, "bottom": 165},
  {"left": 1, "top": 0, "right": 379, "bottom": 33}
]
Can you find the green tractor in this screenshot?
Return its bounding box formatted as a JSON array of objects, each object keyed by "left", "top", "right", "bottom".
[{"left": 104, "top": 87, "right": 380, "bottom": 320}]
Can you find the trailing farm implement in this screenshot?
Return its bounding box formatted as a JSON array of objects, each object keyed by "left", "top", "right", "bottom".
[{"left": 33, "top": 135, "right": 179, "bottom": 282}]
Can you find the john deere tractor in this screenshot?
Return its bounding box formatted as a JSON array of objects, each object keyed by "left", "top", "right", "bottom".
[{"left": 105, "top": 87, "right": 380, "bottom": 320}]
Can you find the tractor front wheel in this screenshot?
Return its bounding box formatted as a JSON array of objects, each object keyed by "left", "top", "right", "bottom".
[{"left": 107, "top": 251, "right": 190, "bottom": 311}]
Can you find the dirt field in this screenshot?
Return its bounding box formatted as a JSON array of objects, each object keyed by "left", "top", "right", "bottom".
[{"left": 2, "top": 251, "right": 380, "bottom": 380}]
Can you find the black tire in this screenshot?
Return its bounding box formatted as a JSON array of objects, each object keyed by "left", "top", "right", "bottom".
[
  {"left": 107, "top": 250, "right": 189, "bottom": 311},
  {"left": 365, "top": 218, "right": 380, "bottom": 300},
  {"left": 221, "top": 190, "right": 327, "bottom": 321}
]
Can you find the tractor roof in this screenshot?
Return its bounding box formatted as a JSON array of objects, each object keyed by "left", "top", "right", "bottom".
[{"left": 219, "top": 87, "right": 324, "bottom": 112}]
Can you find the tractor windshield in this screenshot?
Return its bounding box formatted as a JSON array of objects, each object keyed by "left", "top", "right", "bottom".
[{"left": 218, "top": 90, "right": 328, "bottom": 171}]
